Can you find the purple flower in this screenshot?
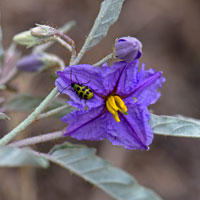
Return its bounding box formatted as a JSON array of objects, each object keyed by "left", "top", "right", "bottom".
[
  {"left": 115, "top": 37, "right": 142, "bottom": 62},
  {"left": 55, "top": 60, "right": 165, "bottom": 150},
  {"left": 16, "top": 54, "right": 43, "bottom": 72}
]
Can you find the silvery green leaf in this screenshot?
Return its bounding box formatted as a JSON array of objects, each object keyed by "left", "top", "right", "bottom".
[
  {"left": 3, "top": 94, "right": 74, "bottom": 117},
  {"left": 0, "top": 24, "right": 4, "bottom": 68},
  {"left": 45, "top": 142, "right": 161, "bottom": 200},
  {"left": 150, "top": 114, "right": 200, "bottom": 138},
  {"left": 0, "top": 112, "right": 10, "bottom": 120},
  {"left": 0, "top": 146, "right": 49, "bottom": 168},
  {"left": 3, "top": 94, "right": 64, "bottom": 112},
  {"left": 75, "top": 0, "right": 125, "bottom": 63}
]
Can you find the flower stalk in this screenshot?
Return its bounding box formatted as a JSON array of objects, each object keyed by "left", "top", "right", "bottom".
[
  {"left": 93, "top": 52, "right": 114, "bottom": 67},
  {"left": 9, "top": 129, "right": 64, "bottom": 148},
  {"left": 37, "top": 104, "right": 69, "bottom": 120}
]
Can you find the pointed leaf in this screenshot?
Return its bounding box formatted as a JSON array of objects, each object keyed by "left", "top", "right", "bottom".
[
  {"left": 75, "top": 0, "right": 125, "bottom": 63},
  {"left": 0, "top": 146, "right": 49, "bottom": 168},
  {"left": 150, "top": 114, "right": 200, "bottom": 138},
  {"left": 44, "top": 142, "right": 161, "bottom": 200}
]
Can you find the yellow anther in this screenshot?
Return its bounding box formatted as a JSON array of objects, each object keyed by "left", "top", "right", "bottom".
[
  {"left": 106, "top": 95, "right": 128, "bottom": 123},
  {"left": 113, "top": 112, "right": 120, "bottom": 122},
  {"left": 106, "top": 99, "right": 116, "bottom": 115},
  {"left": 109, "top": 96, "right": 119, "bottom": 111},
  {"left": 114, "top": 96, "right": 127, "bottom": 112}
]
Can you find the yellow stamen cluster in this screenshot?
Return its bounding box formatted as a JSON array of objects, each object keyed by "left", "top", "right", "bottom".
[{"left": 106, "top": 96, "right": 128, "bottom": 122}]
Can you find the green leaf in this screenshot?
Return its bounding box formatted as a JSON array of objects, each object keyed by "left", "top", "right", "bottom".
[
  {"left": 0, "top": 24, "right": 4, "bottom": 68},
  {"left": 3, "top": 94, "right": 49, "bottom": 111},
  {"left": 86, "top": 0, "right": 125, "bottom": 50},
  {"left": 0, "top": 146, "right": 49, "bottom": 168},
  {"left": 75, "top": 0, "right": 125, "bottom": 63},
  {"left": 3, "top": 94, "right": 63, "bottom": 111},
  {"left": 0, "top": 112, "right": 10, "bottom": 120},
  {"left": 3, "top": 94, "right": 75, "bottom": 117},
  {"left": 45, "top": 142, "right": 161, "bottom": 200},
  {"left": 150, "top": 114, "right": 200, "bottom": 138}
]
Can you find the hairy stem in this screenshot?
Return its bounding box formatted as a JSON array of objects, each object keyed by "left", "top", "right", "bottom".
[
  {"left": 93, "top": 53, "right": 114, "bottom": 67},
  {"left": 0, "top": 87, "right": 58, "bottom": 146},
  {"left": 9, "top": 129, "right": 65, "bottom": 147},
  {"left": 37, "top": 104, "right": 69, "bottom": 119},
  {"left": 53, "top": 37, "right": 72, "bottom": 52},
  {"left": 55, "top": 31, "right": 76, "bottom": 63}
]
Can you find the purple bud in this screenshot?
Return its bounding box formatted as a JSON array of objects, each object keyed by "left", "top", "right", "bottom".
[
  {"left": 115, "top": 37, "right": 142, "bottom": 62},
  {"left": 16, "top": 54, "right": 43, "bottom": 72}
]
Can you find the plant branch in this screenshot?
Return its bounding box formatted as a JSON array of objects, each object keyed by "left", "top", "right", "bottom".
[
  {"left": 0, "top": 87, "right": 58, "bottom": 146},
  {"left": 55, "top": 31, "right": 76, "bottom": 62},
  {"left": 9, "top": 129, "right": 65, "bottom": 148},
  {"left": 53, "top": 37, "right": 72, "bottom": 52}
]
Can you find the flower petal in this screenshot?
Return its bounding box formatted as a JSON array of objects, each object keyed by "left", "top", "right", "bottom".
[
  {"left": 62, "top": 106, "right": 109, "bottom": 140},
  {"left": 107, "top": 103, "right": 153, "bottom": 150},
  {"left": 55, "top": 64, "right": 105, "bottom": 109},
  {"left": 101, "top": 61, "right": 127, "bottom": 94},
  {"left": 123, "top": 64, "right": 165, "bottom": 106},
  {"left": 116, "top": 60, "right": 140, "bottom": 96}
]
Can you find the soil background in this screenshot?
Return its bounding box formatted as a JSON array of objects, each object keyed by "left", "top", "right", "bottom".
[{"left": 0, "top": 0, "right": 200, "bottom": 200}]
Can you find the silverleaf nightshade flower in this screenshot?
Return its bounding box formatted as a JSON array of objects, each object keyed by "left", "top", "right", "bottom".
[
  {"left": 115, "top": 36, "right": 142, "bottom": 62},
  {"left": 55, "top": 60, "right": 165, "bottom": 150}
]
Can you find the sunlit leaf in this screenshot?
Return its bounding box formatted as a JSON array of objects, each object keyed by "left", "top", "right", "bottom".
[
  {"left": 150, "top": 114, "right": 200, "bottom": 138},
  {"left": 0, "top": 146, "right": 49, "bottom": 168},
  {"left": 44, "top": 142, "right": 161, "bottom": 200},
  {"left": 75, "top": 0, "right": 125, "bottom": 63},
  {"left": 0, "top": 112, "right": 10, "bottom": 120}
]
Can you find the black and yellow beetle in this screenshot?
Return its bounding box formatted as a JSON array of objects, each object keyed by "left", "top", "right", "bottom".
[
  {"left": 64, "top": 69, "right": 94, "bottom": 100},
  {"left": 71, "top": 83, "right": 94, "bottom": 100}
]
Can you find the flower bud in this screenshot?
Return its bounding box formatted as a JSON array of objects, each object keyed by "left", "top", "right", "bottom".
[
  {"left": 31, "top": 24, "right": 55, "bottom": 38},
  {"left": 115, "top": 36, "right": 142, "bottom": 62},
  {"left": 16, "top": 53, "right": 63, "bottom": 72},
  {"left": 16, "top": 54, "right": 43, "bottom": 72},
  {"left": 13, "top": 31, "right": 44, "bottom": 48}
]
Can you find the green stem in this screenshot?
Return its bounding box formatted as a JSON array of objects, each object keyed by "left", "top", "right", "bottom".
[
  {"left": 0, "top": 87, "right": 58, "bottom": 147},
  {"left": 53, "top": 37, "right": 72, "bottom": 52},
  {"left": 55, "top": 31, "right": 76, "bottom": 63},
  {"left": 93, "top": 53, "right": 114, "bottom": 67},
  {"left": 37, "top": 104, "right": 69, "bottom": 119}
]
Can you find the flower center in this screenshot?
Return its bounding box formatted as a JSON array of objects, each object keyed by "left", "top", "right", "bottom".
[{"left": 106, "top": 95, "right": 128, "bottom": 122}]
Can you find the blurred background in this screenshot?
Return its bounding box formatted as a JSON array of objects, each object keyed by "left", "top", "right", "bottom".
[{"left": 0, "top": 0, "right": 200, "bottom": 199}]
